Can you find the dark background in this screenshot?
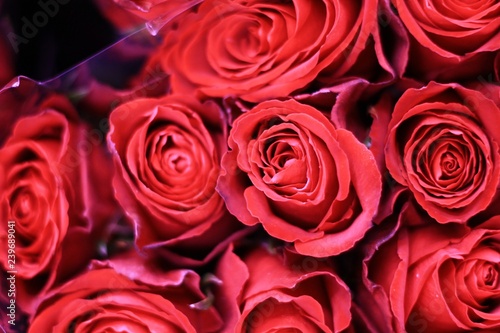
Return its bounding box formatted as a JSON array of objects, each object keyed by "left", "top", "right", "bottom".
[{"left": 1, "top": 0, "right": 118, "bottom": 81}]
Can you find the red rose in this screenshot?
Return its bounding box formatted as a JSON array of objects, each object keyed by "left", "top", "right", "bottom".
[
  {"left": 0, "top": 111, "right": 70, "bottom": 280},
  {"left": 214, "top": 245, "right": 352, "bottom": 332},
  {"left": 29, "top": 253, "right": 223, "bottom": 332},
  {"left": 385, "top": 82, "right": 500, "bottom": 223},
  {"left": 0, "top": 96, "right": 116, "bottom": 314},
  {"left": 391, "top": 0, "right": 500, "bottom": 81},
  {"left": 217, "top": 99, "right": 381, "bottom": 257},
  {"left": 393, "top": 0, "right": 500, "bottom": 58},
  {"left": 108, "top": 95, "right": 245, "bottom": 266},
  {"left": 367, "top": 202, "right": 500, "bottom": 332},
  {"left": 159, "top": 0, "right": 377, "bottom": 102}
]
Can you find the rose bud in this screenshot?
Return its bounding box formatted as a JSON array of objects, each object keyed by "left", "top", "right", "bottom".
[
  {"left": 385, "top": 82, "right": 500, "bottom": 223},
  {"left": 108, "top": 95, "right": 248, "bottom": 266},
  {"left": 217, "top": 99, "right": 382, "bottom": 257}
]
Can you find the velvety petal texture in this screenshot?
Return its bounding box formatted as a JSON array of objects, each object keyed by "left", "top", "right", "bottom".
[
  {"left": 368, "top": 204, "right": 500, "bottom": 332},
  {"left": 385, "top": 82, "right": 500, "bottom": 223},
  {"left": 218, "top": 99, "right": 382, "bottom": 256},
  {"left": 108, "top": 95, "right": 245, "bottom": 265},
  {"left": 4, "top": 0, "right": 500, "bottom": 330},
  {"left": 159, "top": 0, "right": 377, "bottom": 102},
  {"left": 0, "top": 111, "right": 70, "bottom": 280},
  {"left": 0, "top": 96, "right": 116, "bottom": 314},
  {"left": 392, "top": 0, "right": 500, "bottom": 58},
  {"left": 391, "top": 0, "right": 500, "bottom": 81},
  {"left": 214, "top": 246, "right": 352, "bottom": 332},
  {"left": 29, "top": 253, "right": 224, "bottom": 333}
]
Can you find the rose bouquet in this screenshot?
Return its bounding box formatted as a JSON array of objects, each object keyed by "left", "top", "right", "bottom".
[{"left": 1, "top": 0, "right": 500, "bottom": 332}]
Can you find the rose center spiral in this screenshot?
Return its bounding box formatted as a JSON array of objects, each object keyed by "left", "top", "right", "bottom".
[
  {"left": 482, "top": 263, "right": 499, "bottom": 288},
  {"left": 11, "top": 187, "right": 35, "bottom": 220},
  {"left": 260, "top": 136, "right": 307, "bottom": 188},
  {"left": 440, "top": 152, "right": 460, "bottom": 176},
  {"left": 165, "top": 151, "right": 189, "bottom": 174}
]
